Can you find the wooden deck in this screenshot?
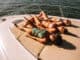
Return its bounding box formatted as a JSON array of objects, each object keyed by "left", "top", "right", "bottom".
[{"left": 3, "top": 14, "right": 80, "bottom": 60}]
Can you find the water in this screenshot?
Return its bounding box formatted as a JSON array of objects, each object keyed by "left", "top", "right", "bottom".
[{"left": 0, "top": 0, "right": 80, "bottom": 19}]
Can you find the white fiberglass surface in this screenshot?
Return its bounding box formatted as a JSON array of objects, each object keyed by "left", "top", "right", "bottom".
[{"left": 0, "top": 16, "right": 37, "bottom": 60}]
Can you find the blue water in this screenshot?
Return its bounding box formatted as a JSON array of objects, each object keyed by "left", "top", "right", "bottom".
[{"left": 0, "top": 0, "right": 80, "bottom": 19}]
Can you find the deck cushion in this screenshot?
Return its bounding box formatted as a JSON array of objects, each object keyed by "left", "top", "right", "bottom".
[{"left": 18, "top": 33, "right": 45, "bottom": 57}]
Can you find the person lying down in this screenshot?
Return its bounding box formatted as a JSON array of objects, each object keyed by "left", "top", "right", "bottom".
[{"left": 13, "top": 11, "right": 71, "bottom": 45}]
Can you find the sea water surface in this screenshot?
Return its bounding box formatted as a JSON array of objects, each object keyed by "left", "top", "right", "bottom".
[{"left": 0, "top": 0, "right": 80, "bottom": 19}]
